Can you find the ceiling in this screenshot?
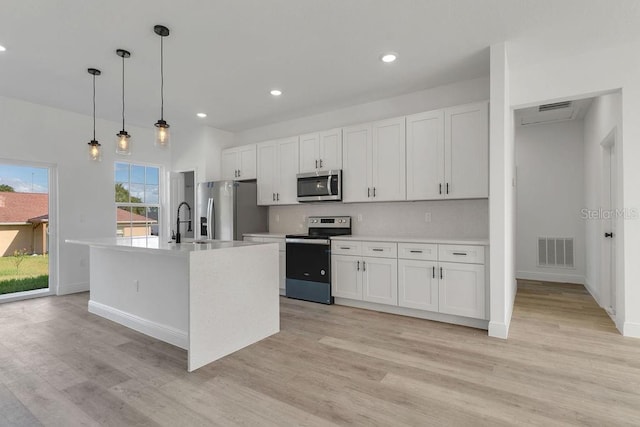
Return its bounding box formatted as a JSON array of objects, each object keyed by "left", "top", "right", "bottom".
[{"left": 0, "top": 0, "right": 639, "bottom": 132}]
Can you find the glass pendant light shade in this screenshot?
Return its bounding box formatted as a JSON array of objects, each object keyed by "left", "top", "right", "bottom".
[
  {"left": 154, "top": 25, "right": 170, "bottom": 148},
  {"left": 116, "top": 130, "right": 132, "bottom": 155},
  {"left": 154, "top": 119, "right": 170, "bottom": 147},
  {"left": 87, "top": 68, "right": 102, "bottom": 162},
  {"left": 88, "top": 140, "right": 102, "bottom": 162},
  {"left": 116, "top": 49, "right": 132, "bottom": 155}
]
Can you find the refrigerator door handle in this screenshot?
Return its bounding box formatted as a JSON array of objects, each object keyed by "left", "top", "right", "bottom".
[{"left": 207, "top": 197, "right": 214, "bottom": 240}]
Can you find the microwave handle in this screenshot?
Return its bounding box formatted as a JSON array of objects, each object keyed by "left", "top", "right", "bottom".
[{"left": 327, "top": 175, "right": 332, "bottom": 194}]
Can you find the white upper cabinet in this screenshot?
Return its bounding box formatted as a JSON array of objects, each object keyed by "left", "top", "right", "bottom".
[
  {"left": 372, "top": 117, "right": 406, "bottom": 201},
  {"left": 342, "top": 118, "right": 405, "bottom": 203},
  {"left": 299, "top": 128, "right": 343, "bottom": 173},
  {"left": 257, "top": 137, "right": 299, "bottom": 205},
  {"left": 406, "top": 110, "right": 444, "bottom": 200},
  {"left": 444, "top": 102, "right": 489, "bottom": 199},
  {"left": 221, "top": 145, "right": 257, "bottom": 181},
  {"left": 406, "top": 101, "right": 488, "bottom": 201},
  {"left": 342, "top": 123, "right": 372, "bottom": 203}
]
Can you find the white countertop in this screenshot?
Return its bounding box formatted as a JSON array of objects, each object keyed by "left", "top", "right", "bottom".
[
  {"left": 243, "top": 232, "right": 287, "bottom": 239},
  {"left": 66, "top": 237, "right": 273, "bottom": 255},
  {"left": 330, "top": 235, "right": 489, "bottom": 245}
]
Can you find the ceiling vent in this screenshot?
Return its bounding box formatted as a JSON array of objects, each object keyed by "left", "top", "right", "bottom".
[{"left": 538, "top": 101, "right": 572, "bottom": 112}]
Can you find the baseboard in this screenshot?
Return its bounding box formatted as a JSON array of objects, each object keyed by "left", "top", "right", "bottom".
[
  {"left": 516, "top": 270, "right": 585, "bottom": 285},
  {"left": 583, "top": 280, "right": 603, "bottom": 307},
  {"left": 623, "top": 322, "right": 640, "bottom": 339},
  {"left": 57, "top": 281, "right": 89, "bottom": 295},
  {"left": 333, "top": 298, "right": 489, "bottom": 330},
  {"left": 488, "top": 321, "right": 509, "bottom": 339},
  {"left": 88, "top": 300, "right": 188, "bottom": 349}
]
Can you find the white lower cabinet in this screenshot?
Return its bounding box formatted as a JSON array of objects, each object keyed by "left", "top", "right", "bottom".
[
  {"left": 332, "top": 255, "right": 362, "bottom": 300},
  {"left": 362, "top": 257, "right": 397, "bottom": 305},
  {"left": 398, "top": 259, "right": 438, "bottom": 311},
  {"left": 332, "top": 239, "right": 487, "bottom": 324},
  {"left": 438, "top": 262, "right": 485, "bottom": 319}
]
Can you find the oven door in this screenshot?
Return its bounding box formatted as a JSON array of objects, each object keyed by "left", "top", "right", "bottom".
[
  {"left": 285, "top": 239, "right": 333, "bottom": 304},
  {"left": 297, "top": 171, "right": 341, "bottom": 202}
]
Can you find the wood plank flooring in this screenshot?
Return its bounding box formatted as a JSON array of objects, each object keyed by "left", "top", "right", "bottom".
[{"left": 1, "top": 280, "right": 639, "bottom": 426}]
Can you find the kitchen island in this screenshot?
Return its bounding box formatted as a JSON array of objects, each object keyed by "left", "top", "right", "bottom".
[{"left": 66, "top": 237, "right": 279, "bottom": 372}]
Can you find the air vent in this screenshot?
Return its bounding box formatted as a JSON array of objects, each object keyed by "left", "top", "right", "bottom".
[
  {"left": 539, "top": 101, "right": 572, "bottom": 112},
  {"left": 538, "top": 237, "right": 574, "bottom": 268}
]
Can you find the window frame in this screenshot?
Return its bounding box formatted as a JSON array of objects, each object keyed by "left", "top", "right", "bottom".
[{"left": 114, "top": 161, "right": 164, "bottom": 242}]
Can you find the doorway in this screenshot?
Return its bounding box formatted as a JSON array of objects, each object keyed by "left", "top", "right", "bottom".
[
  {"left": 0, "top": 161, "right": 56, "bottom": 302},
  {"left": 169, "top": 170, "right": 196, "bottom": 240}
]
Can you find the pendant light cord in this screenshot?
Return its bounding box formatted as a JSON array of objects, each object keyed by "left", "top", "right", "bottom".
[
  {"left": 92, "top": 74, "right": 96, "bottom": 140},
  {"left": 121, "top": 55, "right": 125, "bottom": 131},
  {"left": 160, "top": 35, "right": 164, "bottom": 120}
]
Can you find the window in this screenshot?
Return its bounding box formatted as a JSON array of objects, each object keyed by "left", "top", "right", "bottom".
[{"left": 115, "top": 162, "right": 161, "bottom": 241}]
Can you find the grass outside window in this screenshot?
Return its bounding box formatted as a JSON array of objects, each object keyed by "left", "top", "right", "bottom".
[{"left": 0, "top": 255, "right": 49, "bottom": 295}]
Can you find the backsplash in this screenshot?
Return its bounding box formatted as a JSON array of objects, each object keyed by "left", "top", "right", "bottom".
[{"left": 269, "top": 199, "right": 488, "bottom": 238}]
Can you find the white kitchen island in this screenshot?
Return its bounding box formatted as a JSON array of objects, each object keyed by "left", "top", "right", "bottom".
[{"left": 66, "top": 237, "right": 280, "bottom": 372}]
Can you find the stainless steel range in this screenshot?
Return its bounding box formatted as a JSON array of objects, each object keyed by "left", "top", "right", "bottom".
[{"left": 285, "top": 216, "right": 351, "bottom": 304}]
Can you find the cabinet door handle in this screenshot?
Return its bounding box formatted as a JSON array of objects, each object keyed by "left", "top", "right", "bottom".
[
  {"left": 362, "top": 261, "right": 366, "bottom": 272},
  {"left": 439, "top": 183, "right": 442, "bottom": 195},
  {"left": 276, "top": 193, "right": 280, "bottom": 201},
  {"left": 319, "top": 159, "right": 323, "bottom": 168},
  {"left": 238, "top": 169, "right": 241, "bottom": 177},
  {"left": 446, "top": 183, "right": 449, "bottom": 195},
  {"left": 234, "top": 170, "right": 237, "bottom": 177},
  {"left": 410, "top": 250, "right": 423, "bottom": 253},
  {"left": 315, "top": 159, "right": 318, "bottom": 169},
  {"left": 356, "top": 260, "right": 360, "bottom": 271},
  {"left": 372, "top": 248, "right": 384, "bottom": 252},
  {"left": 367, "top": 187, "right": 371, "bottom": 197},
  {"left": 272, "top": 193, "right": 275, "bottom": 201},
  {"left": 340, "top": 246, "right": 350, "bottom": 250},
  {"left": 452, "top": 252, "right": 467, "bottom": 256},
  {"left": 432, "top": 266, "right": 435, "bottom": 278},
  {"left": 373, "top": 187, "right": 376, "bottom": 197},
  {"left": 440, "top": 267, "right": 443, "bottom": 279}
]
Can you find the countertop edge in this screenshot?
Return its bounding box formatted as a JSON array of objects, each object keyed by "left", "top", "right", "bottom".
[{"left": 329, "top": 236, "right": 489, "bottom": 245}]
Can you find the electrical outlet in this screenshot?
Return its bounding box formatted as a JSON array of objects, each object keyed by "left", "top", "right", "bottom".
[
  {"left": 425, "top": 212, "right": 432, "bottom": 223},
  {"left": 357, "top": 214, "right": 363, "bottom": 222}
]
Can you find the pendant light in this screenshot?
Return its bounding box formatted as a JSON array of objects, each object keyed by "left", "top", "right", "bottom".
[
  {"left": 153, "top": 25, "right": 170, "bottom": 148},
  {"left": 87, "top": 68, "right": 102, "bottom": 162},
  {"left": 116, "top": 49, "right": 132, "bottom": 155}
]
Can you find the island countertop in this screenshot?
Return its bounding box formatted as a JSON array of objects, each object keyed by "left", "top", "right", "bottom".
[{"left": 66, "top": 237, "right": 272, "bottom": 256}]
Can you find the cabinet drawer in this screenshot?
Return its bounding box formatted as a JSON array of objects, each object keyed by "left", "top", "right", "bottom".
[
  {"left": 331, "top": 240, "right": 362, "bottom": 256},
  {"left": 362, "top": 241, "right": 397, "bottom": 258},
  {"left": 438, "top": 245, "right": 485, "bottom": 264},
  {"left": 262, "top": 237, "right": 285, "bottom": 251},
  {"left": 398, "top": 243, "right": 438, "bottom": 261}
]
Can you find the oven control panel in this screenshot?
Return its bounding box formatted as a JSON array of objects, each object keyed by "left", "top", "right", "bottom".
[{"left": 307, "top": 216, "right": 351, "bottom": 228}]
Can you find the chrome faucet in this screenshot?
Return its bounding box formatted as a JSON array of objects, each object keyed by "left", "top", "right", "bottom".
[{"left": 175, "top": 201, "right": 192, "bottom": 244}]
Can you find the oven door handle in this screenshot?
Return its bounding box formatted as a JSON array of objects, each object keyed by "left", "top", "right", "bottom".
[{"left": 285, "top": 238, "right": 330, "bottom": 245}]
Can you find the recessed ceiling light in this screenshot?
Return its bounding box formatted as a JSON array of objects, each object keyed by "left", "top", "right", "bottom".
[
  {"left": 381, "top": 53, "right": 397, "bottom": 63},
  {"left": 270, "top": 89, "right": 282, "bottom": 96},
  {"left": 0, "top": 45, "right": 6, "bottom": 52},
  {"left": 196, "top": 113, "right": 207, "bottom": 118}
]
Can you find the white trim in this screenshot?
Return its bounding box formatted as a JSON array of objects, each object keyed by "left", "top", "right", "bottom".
[
  {"left": 88, "top": 300, "right": 188, "bottom": 349},
  {"left": 584, "top": 280, "right": 603, "bottom": 307},
  {"left": 623, "top": 322, "right": 640, "bottom": 339},
  {"left": 333, "top": 298, "right": 489, "bottom": 330},
  {"left": 0, "top": 288, "right": 52, "bottom": 303},
  {"left": 516, "top": 270, "right": 585, "bottom": 285},
  {"left": 57, "top": 281, "right": 89, "bottom": 295},
  {"left": 488, "top": 321, "right": 509, "bottom": 339}
]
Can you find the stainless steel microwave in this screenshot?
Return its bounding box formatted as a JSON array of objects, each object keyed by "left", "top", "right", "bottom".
[{"left": 296, "top": 170, "right": 342, "bottom": 202}]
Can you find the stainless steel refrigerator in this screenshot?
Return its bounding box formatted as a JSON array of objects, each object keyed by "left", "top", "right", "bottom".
[{"left": 196, "top": 180, "right": 268, "bottom": 241}]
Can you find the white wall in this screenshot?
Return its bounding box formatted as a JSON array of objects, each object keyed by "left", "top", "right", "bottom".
[
  {"left": 489, "top": 42, "right": 516, "bottom": 339},
  {"left": 509, "top": 41, "right": 640, "bottom": 337},
  {"left": 269, "top": 199, "right": 488, "bottom": 238},
  {"left": 171, "top": 125, "right": 234, "bottom": 183},
  {"left": 583, "top": 93, "right": 622, "bottom": 306},
  {"left": 515, "top": 120, "right": 585, "bottom": 284},
  {"left": 233, "top": 77, "right": 489, "bottom": 145},
  {"left": 0, "top": 95, "right": 171, "bottom": 295}
]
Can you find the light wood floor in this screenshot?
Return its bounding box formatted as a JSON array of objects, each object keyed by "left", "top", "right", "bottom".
[{"left": 1, "top": 280, "right": 640, "bottom": 426}]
